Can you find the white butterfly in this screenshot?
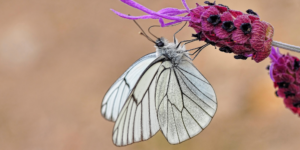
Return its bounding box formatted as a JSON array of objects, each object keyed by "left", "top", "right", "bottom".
[{"left": 101, "top": 35, "right": 217, "bottom": 146}]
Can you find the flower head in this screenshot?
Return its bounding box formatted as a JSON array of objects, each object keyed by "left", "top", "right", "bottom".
[
  {"left": 111, "top": 0, "right": 275, "bottom": 62},
  {"left": 269, "top": 47, "right": 300, "bottom": 116}
]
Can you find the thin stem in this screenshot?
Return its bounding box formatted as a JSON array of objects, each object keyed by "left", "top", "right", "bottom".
[{"left": 272, "top": 41, "right": 300, "bottom": 53}]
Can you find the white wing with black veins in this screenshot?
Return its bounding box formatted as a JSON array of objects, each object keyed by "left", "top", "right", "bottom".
[
  {"left": 156, "top": 58, "right": 217, "bottom": 144},
  {"left": 112, "top": 56, "right": 165, "bottom": 146},
  {"left": 101, "top": 53, "right": 157, "bottom": 122},
  {"left": 112, "top": 55, "right": 217, "bottom": 146}
]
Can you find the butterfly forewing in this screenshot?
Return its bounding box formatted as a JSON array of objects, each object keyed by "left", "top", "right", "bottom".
[
  {"left": 101, "top": 53, "right": 157, "bottom": 122},
  {"left": 112, "top": 56, "right": 166, "bottom": 146}
]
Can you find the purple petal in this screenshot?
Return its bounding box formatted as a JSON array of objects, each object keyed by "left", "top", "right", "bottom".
[
  {"left": 111, "top": 9, "right": 159, "bottom": 19},
  {"left": 158, "top": 8, "right": 189, "bottom": 15},
  {"left": 269, "top": 46, "right": 282, "bottom": 62},
  {"left": 269, "top": 63, "right": 275, "bottom": 81},
  {"left": 159, "top": 18, "right": 182, "bottom": 27},
  {"left": 181, "top": 0, "right": 190, "bottom": 12},
  {"left": 163, "top": 20, "right": 183, "bottom": 27},
  {"left": 120, "top": 0, "right": 190, "bottom": 21}
]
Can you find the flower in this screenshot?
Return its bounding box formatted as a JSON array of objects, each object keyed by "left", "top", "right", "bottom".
[
  {"left": 111, "top": 0, "right": 275, "bottom": 62},
  {"left": 269, "top": 47, "right": 300, "bottom": 116},
  {"left": 232, "top": 15, "right": 252, "bottom": 44},
  {"left": 201, "top": 6, "right": 221, "bottom": 31},
  {"left": 214, "top": 12, "right": 236, "bottom": 39}
]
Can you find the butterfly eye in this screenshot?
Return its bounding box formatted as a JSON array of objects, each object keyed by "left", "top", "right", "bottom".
[
  {"left": 240, "top": 23, "right": 252, "bottom": 34},
  {"left": 222, "top": 21, "right": 236, "bottom": 32},
  {"left": 207, "top": 15, "right": 221, "bottom": 26},
  {"left": 156, "top": 39, "right": 165, "bottom": 47}
]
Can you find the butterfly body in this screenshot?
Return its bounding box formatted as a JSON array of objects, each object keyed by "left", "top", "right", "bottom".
[
  {"left": 102, "top": 38, "right": 217, "bottom": 146},
  {"left": 155, "top": 38, "right": 190, "bottom": 65}
]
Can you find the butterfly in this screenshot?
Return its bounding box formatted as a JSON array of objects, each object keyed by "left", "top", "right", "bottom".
[{"left": 101, "top": 23, "right": 217, "bottom": 146}]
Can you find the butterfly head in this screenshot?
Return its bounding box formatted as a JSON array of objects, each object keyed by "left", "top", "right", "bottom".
[{"left": 155, "top": 38, "right": 166, "bottom": 48}]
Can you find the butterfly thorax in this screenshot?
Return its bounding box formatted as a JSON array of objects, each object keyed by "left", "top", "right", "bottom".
[{"left": 155, "top": 37, "right": 191, "bottom": 65}]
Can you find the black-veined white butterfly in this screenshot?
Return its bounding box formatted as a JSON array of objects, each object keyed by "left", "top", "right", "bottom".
[{"left": 101, "top": 22, "right": 217, "bottom": 146}]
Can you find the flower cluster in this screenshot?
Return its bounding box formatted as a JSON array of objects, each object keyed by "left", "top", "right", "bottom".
[
  {"left": 112, "top": 0, "right": 274, "bottom": 62},
  {"left": 188, "top": 2, "right": 274, "bottom": 62},
  {"left": 269, "top": 47, "right": 300, "bottom": 116}
]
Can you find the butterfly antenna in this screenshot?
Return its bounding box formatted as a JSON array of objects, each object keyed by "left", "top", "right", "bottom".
[
  {"left": 148, "top": 25, "right": 160, "bottom": 39},
  {"left": 132, "top": 19, "right": 155, "bottom": 43},
  {"left": 173, "top": 21, "right": 187, "bottom": 44},
  {"left": 148, "top": 22, "right": 183, "bottom": 40}
]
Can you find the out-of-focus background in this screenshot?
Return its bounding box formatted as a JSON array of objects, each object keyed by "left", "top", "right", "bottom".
[{"left": 0, "top": 0, "right": 300, "bottom": 150}]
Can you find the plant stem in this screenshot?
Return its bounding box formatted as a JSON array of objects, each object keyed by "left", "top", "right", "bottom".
[{"left": 272, "top": 41, "right": 300, "bottom": 53}]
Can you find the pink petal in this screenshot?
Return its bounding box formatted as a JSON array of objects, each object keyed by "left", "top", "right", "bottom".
[
  {"left": 232, "top": 45, "right": 251, "bottom": 54},
  {"left": 286, "top": 56, "right": 300, "bottom": 73},
  {"left": 203, "top": 31, "right": 219, "bottom": 42},
  {"left": 201, "top": 6, "right": 220, "bottom": 31},
  {"left": 232, "top": 29, "right": 251, "bottom": 44},
  {"left": 248, "top": 15, "right": 260, "bottom": 22},
  {"left": 252, "top": 50, "right": 270, "bottom": 62},
  {"left": 189, "top": 21, "right": 202, "bottom": 33},
  {"left": 234, "top": 15, "right": 251, "bottom": 28},
  {"left": 277, "top": 57, "right": 288, "bottom": 65},
  {"left": 190, "top": 6, "right": 205, "bottom": 23},
  {"left": 262, "top": 21, "right": 274, "bottom": 40},
  {"left": 201, "top": 19, "right": 215, "bottom": 31},
  {"left": 274, "top": 73, "right": 295, "bottom": 83},
  {"left": 273, "top": 64, "right": 287, "bottom": 75},
  {"left": 215, "top": 5, "right": 228, "bottom": 13},
  {"left": 284, "top": 98, "right": 300, "bottom": 115},
  {"left": 215, "top": 25, "right": 231, "bottom": 39},
  {"left": 217, "top": 39, "right": 235, "bottom": 47},
  {"left": 250, "top": 20, "right": 266, "bottom": 51},
  {"left": 221, "top": 12, "right": 233, "bottom": 22},
  {"left": 201, "top": 6, "right": 220, "bottom": 19},
  {"left": 229, "top": 10, "right": 243, "bottom": 18}
]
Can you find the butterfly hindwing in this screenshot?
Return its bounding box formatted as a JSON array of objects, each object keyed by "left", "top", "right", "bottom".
[
  {"left": 156, "top": 57, "right": 217, "bottom": 144},
  {"left": 101, "top": 53, "right": 157, "bottom": 122}
]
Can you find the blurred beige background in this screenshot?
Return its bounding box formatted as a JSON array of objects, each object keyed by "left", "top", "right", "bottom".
[{"left": 0, "top": 0, "right": 300, "bottom": 150}]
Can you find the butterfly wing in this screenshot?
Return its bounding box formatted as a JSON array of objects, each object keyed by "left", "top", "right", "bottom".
[
  {"left": 112, "top": 55, "right": 217, "bottom": 146},
  {"left": 156, "top": 57, "right": 217, "bottom": 144},
  {"left": 101, "top": 53, "right": 157, "bottom": 122},
  {"left": 112, "top": 56, "right": 166, "bottom": 146}
]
